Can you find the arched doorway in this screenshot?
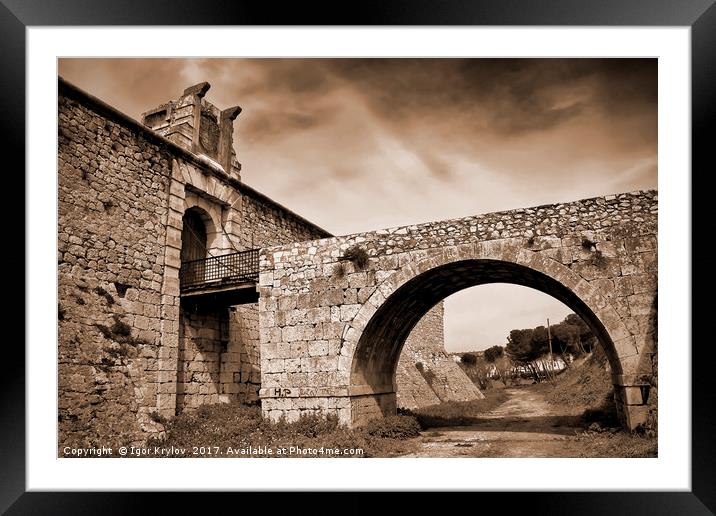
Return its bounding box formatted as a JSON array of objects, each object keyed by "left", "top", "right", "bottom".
[
  {"left": 181, "top": 208, "right": 208, "bottom": 263},
  {"left": 180, "top": 207, "right": 218, "bottom": 290}
]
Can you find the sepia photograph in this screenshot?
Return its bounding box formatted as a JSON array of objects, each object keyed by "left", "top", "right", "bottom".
[{"left": 57, "top": 57, "right": 658, "bottom": 459}]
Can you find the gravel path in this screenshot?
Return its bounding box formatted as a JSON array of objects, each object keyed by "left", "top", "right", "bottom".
[{"left": 400, "top": 387, "right": 591, "bottom": 458}]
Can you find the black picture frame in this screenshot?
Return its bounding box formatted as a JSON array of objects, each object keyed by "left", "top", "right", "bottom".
[{"left": 4, "top": 1, "right": 713, "bottom": 513}]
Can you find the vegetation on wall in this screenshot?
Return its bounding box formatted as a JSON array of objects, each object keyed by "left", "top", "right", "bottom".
[{"left": 340, "top": 245, "right": 370, "bottom": 270}]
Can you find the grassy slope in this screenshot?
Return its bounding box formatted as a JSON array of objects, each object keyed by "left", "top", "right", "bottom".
[
  {"left": 534, "top": 351, "right": 613, "bottom": 410},
  {"left": 533, "top": 349, "right": 657, "bottom": 457}
]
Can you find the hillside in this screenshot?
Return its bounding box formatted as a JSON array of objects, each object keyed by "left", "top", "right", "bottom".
[{"left": 541, "top": 349, "right": 613, "bottom": 409}]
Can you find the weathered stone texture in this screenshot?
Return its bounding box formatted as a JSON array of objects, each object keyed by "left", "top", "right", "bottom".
[
  {"left": 175, "top": 180, "right": 327, "bottom": 410},
  {"left": 351, "top": 393, "right": 397, "bottom": 426},
  {"left": 58, "top": 93, "right": 171, "bottom": 448},
  {"left": 396, "top": 303, "right": 484, "bottom": 409},
  {"left": 177, "top": 310, "right": 224, "bottom": 409},
  {"left": 235, "top": 193, "right": 326, "bottom": 250},
  {"left": 177, "top": 305, "right": 263, "bottom": 410}
]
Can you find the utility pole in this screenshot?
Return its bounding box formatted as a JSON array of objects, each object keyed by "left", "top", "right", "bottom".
[{"left": 547, "top": 318, "right": 553, "bottom": 364}]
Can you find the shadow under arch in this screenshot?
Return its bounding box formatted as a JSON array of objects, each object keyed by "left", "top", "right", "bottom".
[
  {"left": 349, "top": 259, "right": 623, "bottom": 394},
  {"left": 177, "top": 206, "right": 225, "bottom": 414}
]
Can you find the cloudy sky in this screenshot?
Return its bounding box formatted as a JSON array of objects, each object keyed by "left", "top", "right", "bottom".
[{"left": 58, "top": 58, "right": 657, "bottom": 351}]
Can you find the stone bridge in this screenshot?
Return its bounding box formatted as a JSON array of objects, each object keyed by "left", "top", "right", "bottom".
[{"left": 257, "top": 191, "right": 657, "bottom": 430}]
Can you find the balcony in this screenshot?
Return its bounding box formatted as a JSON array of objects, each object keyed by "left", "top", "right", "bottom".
[{"left": 179, "top": 249, "right": 259, "bottom": 306}]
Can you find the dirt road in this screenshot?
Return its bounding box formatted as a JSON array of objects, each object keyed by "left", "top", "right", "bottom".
[{"left": 400, "top": 387, "right": 595, "bottom": 458}]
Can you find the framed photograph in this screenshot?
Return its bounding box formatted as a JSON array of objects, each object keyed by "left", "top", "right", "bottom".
[{"left": 8, "top": 0, "right": 714, "bottom": 513}]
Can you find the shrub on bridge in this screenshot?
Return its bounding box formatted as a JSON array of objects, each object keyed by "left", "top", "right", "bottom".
[{"left": 340, "top": 245, "right": 370, "bottom": 270}]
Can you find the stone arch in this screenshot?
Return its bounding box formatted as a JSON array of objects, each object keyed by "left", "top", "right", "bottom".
[
  {"left": 183, "top": 198, "right": 221, "bottom": 252},
  {"left": 343, "top": 241, "right": 632, "bottom": 398},
  {"left": 179, "top": 160, "right": 242, "bottom": 253},
  {"left": 179, "top": 161, "right": 241, "bottom": 208}
]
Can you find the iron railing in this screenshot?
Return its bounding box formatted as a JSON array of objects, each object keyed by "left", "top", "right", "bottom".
[{"left": 179, "top": 249, "right": 259, "bottom": 291}]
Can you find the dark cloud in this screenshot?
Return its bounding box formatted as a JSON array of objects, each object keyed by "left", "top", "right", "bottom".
[
  {"left": 58, "top": 58, "right": 657, "bottom": 159},
  {"left": 243, "top": 108, "right": 328, "bottom": 141},
  {"left": 490, "top": 100, "right": 586, "bottom": 134},
  {"left": 335, "top": 58, "right": 655, "bottom": 138},
  {"left": 263, "top": 60, "right": 332, "bottom": 95},
  {"left": 415, "top": 149, "right": 456, "bottom": 181}
]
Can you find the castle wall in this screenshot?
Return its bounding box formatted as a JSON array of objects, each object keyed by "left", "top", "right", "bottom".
[
  {"left": 396, "top": 303, "right": 484, "bottom": 410},
  {"left": 57, "top": 79, "right": 330, "bottom": 448},
  {"left": 175, "top": 184, "right": 328, "bottom": 412},
  {"left": 58, "top": 93, "right": 172, "bottom": 448}
]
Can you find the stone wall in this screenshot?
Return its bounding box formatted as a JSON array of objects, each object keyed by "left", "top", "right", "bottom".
[
  {"left": 258, "top": 191, "right": 658, "bottom": 428},
  {"left": 57, "top": 78, "right": 332, "bottom": 448},
  {"left": 58, "top": 92, "right": 172, "bottom": 448},
  {"left": 224, "top": 305, "right": 262, "bottom": 401},
  {"left": 176, "top": 309, "right": 226, "bottom": 410},
  {"left": 174, "top": 179, "right": 327, "bottom": 414},
  {"left": 175, "top": 305, "right": 262, "bottom": 409},
  {"left": 396, "top": 303, "right": 484, "bottom": 409},
  {"left": 235, "top": 190, "right": 328, "bottom": 250},
  {"left": 396, "top": 306, "right": 442, "bottom": 409}
]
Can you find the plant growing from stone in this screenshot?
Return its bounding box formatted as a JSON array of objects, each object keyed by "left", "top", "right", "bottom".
[
  {"left": 340, "top": 245, "right": 370, "bottom": 270},
  {"left": 581, "top": 237, "right": 597, "bottom": 251}
]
